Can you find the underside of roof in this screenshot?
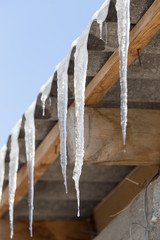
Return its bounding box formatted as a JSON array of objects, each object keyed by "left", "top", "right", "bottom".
[{"left": 1, "top": 0, "right": 160, "bottom": 237}]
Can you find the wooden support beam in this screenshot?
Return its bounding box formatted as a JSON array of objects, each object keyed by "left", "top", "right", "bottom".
[
  {"left": 68, "top": 108, "right": 160, "bottom": 166},
  {"left": 94, "top": 166, "right": 159, "bottom": 232},
  {"left": 0, "top": 0, "right": 159, "bottom": 217},
  {"left": 0, "top": 220, "right": 90, "bottom": 240}
]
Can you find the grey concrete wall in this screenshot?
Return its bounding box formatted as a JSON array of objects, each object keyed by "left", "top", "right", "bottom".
[{"left": 94, "top": 174, "right": 160, "bottom": 240}]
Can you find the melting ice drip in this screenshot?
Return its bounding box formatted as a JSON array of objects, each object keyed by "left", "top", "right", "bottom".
[
  {"left": 24, "top": 102, "right": 36, "bottom": 237},
  {"left": 0, "top": 145, "right": 7, "bottom": 202},
  {"left": 116, "top": 0, "right": 130, "bottom": 145},
  {"left": 56, "top": 50, "right": 73, "bottom": 194},
  {"left": 9, "top": 119, "right": 22, "bottom": 239},
  {"left": 40, "top": 76, "right": 53, "bottom": 116}
]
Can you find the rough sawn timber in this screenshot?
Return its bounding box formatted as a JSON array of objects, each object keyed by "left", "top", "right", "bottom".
[
  {"left": 68, "top": 108, "right": 160, "bottom": 166},
  {"left": 0, "top": 0, "right": 160, "bottom": 218},
  {"left": 94, "top": 166, "right": 159, "bottom": 232}
]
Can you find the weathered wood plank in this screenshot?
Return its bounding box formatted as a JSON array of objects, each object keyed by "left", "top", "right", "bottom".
[
  {"left": 68, "top": 108, "right": 160, "bottom": 166},
  {"left": 85, "top": 0, "right": 160, "bottom": 105},
  {"left": 0, "top": 0, "right": 159, "bottom": 218},
  {"left": 94, "top": 166, "right": 159, "bottom": 232},
  {"left": 0, "top": 220, "right": 90, "bottom": 240}
]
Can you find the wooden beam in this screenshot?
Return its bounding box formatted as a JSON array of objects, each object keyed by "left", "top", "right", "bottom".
[
  {"left": 68, "top": 108, "right": 160, "bottom": 166},
  {"left": 0, "top": 220, "right": 90, "bottom": 240},
  {"left": 0, "top": 0, "right": 159, "bottom": 217},
  {"left": 94, "top": 166, "right": 159, "bottom": 232},
  {"left": 85, "top": 0, "right": 160, "bottom": 106}
]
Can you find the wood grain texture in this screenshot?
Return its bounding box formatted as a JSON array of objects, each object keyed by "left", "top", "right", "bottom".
[
  {"left": 85, "top": 0, "right": 160, "bottom": 106},
  {"left": 0, "top": 0, "right": 159, "bottom": 218},
  {"left": 94, "top": 166, "right": 159, "bottom": 232},
  {"left": 68, "top": 107, "right": 160, "bottom": 166},
  {"left": 0, "top": 220, "right": 90, "bottom": 240}
]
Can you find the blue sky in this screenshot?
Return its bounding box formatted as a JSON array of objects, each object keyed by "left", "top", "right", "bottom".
[{"left": 0, "top": 0, "right": 105, "bottom": 148}]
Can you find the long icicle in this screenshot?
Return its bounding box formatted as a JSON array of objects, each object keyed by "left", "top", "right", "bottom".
[
  {"left": 56, "top": 50, "right": 72, "bottom": 194},
  {"left": 73, "top": 26, "right": 90, "bottom": 217},
  {"left": 24, "top": 101, "right": 36, "bottom": 237},
  {"left": 116, "top": 0, "right": 130, "bottom": 145},
  {"left": 73, "top": 0, "right": 111, "bottom": 217},
  {"left": 9, "top": 119, "right": 22, "bottom": 239},
  {"left": 0, "top": 145, "right": 7, "bottom": 202},
  {"left": 40, "top": 76, "right": 53, "bottom": 116}
]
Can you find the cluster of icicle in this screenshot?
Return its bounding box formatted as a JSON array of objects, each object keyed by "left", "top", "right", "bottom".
[
  {"left": 0, "top": 99, "right": 36, "bottom": 238},
  {"left": 40, "top": 0, "right": 130, "bottom": 217},
  {"left": 9, "top": 101, "right": 36, "bottom": 239},
  {"left": 0, "top": 0, "right": 130, "bottom": 238}
]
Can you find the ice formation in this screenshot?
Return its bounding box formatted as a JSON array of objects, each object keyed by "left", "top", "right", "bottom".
[
  {"left": 105, "top": 22, "right": 108, "bottom": 43},
  {"left": 93, "top": 0, "right": 111, "bottom": 39},
  {"left": 24, "top": 101, "right": 36, "bottom": 237},
  {"left": 73, "top": 26, "right": 90, "bottom": 217},
  {"left": 49, "top": 97, "right": 52, "bottom": 106},
  {"left": 1, "top": 0, "right": 131, "bottom": 233},
  {"left": 9, "top": 119, "right": 22, "bottom": 238},
  {"left": 40, "top": 76, "right": 53, "bottom": 116},
  {"left": 72, "top": 0, "right": 111, "bottom": 217},
  {"left": 116, "top": 0, "right": 130, "bottom": 145},
  {"left": 0, "top": 145, "right": 7, "bottom": 202},
  {"left": 56, "top": 51, "right": 72, "bottom": 194}
]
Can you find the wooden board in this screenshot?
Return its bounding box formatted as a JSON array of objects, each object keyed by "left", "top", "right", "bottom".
[
  {"left": 0, "top": 220, "right": 90, "bottom": 240},
  {"left": 0, "top": 0, "right": 160, "bottom": 218},
  {"left": 94, "top": 165, "right": 159, "bottom": 232},
  {"left": 68, "top": 108, "right": 160, "bottom": 166}
]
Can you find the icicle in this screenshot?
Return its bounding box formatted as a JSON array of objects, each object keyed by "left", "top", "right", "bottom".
[
  {"left": 116, "top": 0, "right": 130, "bottom": 145},
  {"left": 93, "top": 0, "right": 111, "bottom": 40},
  {"left": 73, "top": 25, "right": 91, "bottom": 217},
  {"left": 0, "top": 145, "right": 7, "bottom": 202},
  {"left": 9, "top": 119, "right": 22, "bottom": 239},
  {"left": 105, "top": 22, "right": 108, "bottom": 43},
  {"left": 72, "top": 0, "right": 111, "bottom": 217},
  {"left": 24, "top": 101, "right": 36, "bottom": 237},
  {"left": 49, "top": 97, "right": 52, "bottom": 106},
  {"left": 40, "top": 76, "right": 53, "bottom": 116},
  {"left": 56, "top": 50, "right": 72, "bottom": 194},
  {"left": 99, "top": 22, "right": 103, "bottom": 40}
]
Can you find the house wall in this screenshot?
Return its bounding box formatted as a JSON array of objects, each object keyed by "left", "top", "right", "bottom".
[{"left": 94, "top": 174, "right": 160, "bottom": 240}]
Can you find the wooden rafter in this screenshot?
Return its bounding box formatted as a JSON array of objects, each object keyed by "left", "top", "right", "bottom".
[
  {"left": 94, "top": 166, "right": 159, "bottom": 232},
  {"left": 0, "top": 0, "right": 159, "bottom": 218}
]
